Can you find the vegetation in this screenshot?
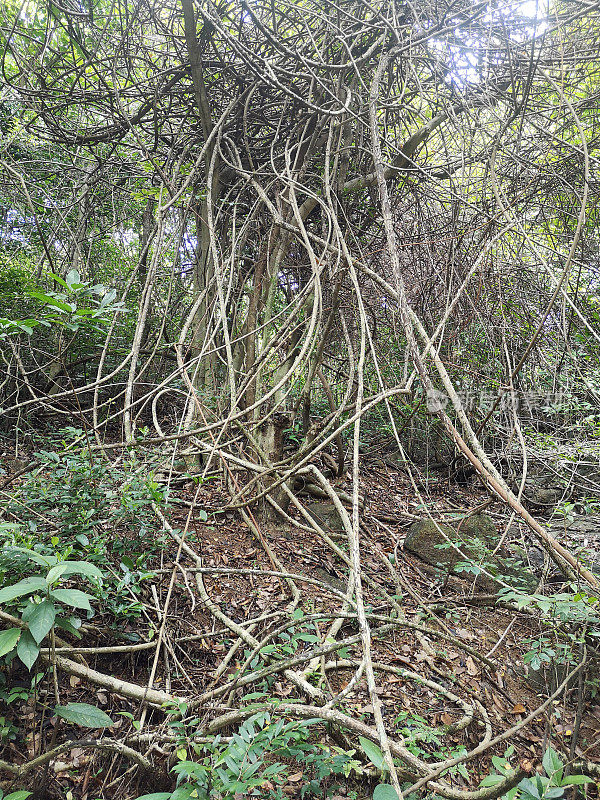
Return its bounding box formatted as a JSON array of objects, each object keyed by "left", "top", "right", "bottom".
[{"left": 0, "top": 0, "right": 599, "bottom": 797}]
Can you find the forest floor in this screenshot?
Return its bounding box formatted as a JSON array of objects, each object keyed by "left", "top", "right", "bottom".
[{"left": 2, "top": 450, "right": 600, "bottom": 800}]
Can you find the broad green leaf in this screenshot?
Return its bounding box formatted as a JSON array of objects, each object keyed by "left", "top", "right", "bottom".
[
  {"left": 518, "top": 778, "right": 542, "bottom": 800},
  {"left": 542, "top": 747, "right": 563, "bottom": 782},
  {"left": 0, "top": 627, "right": 21, "bottom": 657},
  {"left": 17, "top": 630, "right": 40, "bottom": 670},
  {"left": 544, "top": 788, "right": 565, "bottom": 799},
  {"left": 55, "top": 702, "right": 113, "bottom": 728},
  {"left": 4, "top": 547, "right": 58, "bottom": 567},
  {"left": 170, "top": 788, "right": 196, "bottom": 800},
  {"left": 50, "top": 588, "right": 92, "bottom": 611},
  {"left": 373, "top": 785, "right": 401, "bottom": 800},
  {"left": 47, "top": 561, "right": 103, "bottom": 583},
  {"left": 45, "top": 563, "right": 71, "bottom": 584},
  {"left": 5, "top": 792, "right": 32, "bottom": 800},
  {"left": 54, "top": 616, "right": 82, "bottom": 638},
  {"left": 134, "top": 795, "right": 171, "bottom": 800},
  {"left": 60, "top": 561, "right": 103, "bottom": 579},
  {"left": 65, "top": 269, "right": 81, "bottom": 287},
  {"left": 46, "top": 271, "right": 71, "bottom": 290},
  {"left": 28, "top": 600, "right": 56, "bottom": 644},
  {"left": 21, "top": 601, "right": 37, "bottom": 623},
  {"left": 359, "top": 736, "right": 386, "bottom": 770},
  {"left": 0, "top": 576, "right": 47, "bottom": 604},
  {"left": 27, "top": 291, "right": 73, "bottom": 313},
  {"left": 480, "top": 775, "right": 504, "bottom": 787},
  {"left": 562, "top": 775, "right": 594, "bottom": 785}
]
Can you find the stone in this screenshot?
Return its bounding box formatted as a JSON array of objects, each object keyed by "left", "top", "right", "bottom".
[
  {"left": 528, "top": 486, "right": 565, "bottom": 506},
  {"left": 520, "top": 470, "right": 570, "bottom": 510},
  {"left": 548, "top": 515, "right": 600, "bottom": 577},
  {"left": 306, "top": 502, "right": 347, "bottom": 535},
  {"left": 404, "top": 514, "right": 537, "bottom": 592},
  {"left": 520, "top": 661, "right": 584, "bottom": 694},
  {"left": 313, "top": 566, "right": 347, "bottom": 592}
]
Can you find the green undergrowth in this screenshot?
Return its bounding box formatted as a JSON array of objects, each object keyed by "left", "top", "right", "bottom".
[{"left": 1, "top": 427, "right": 168, "bottom": 624}]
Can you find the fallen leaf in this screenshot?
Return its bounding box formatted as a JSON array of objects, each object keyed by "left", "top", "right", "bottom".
[
  {"left": 493, "top": 695, "right": 505, "bottom": 711},
  {"left": 466, "top": 656, "right": 479, "bottom": 676},
  {"left": 288, "top": 772, "right": 303, "bottom": 782},
  {"left": 512, "top": 703, "right": 526, "bottom": 714},
  {"left": 69, "top": 676, "right": 81, "bottom": 688}
]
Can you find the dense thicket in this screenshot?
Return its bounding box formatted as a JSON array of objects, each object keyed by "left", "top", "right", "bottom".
[{"left": 1, "top": 0, "right": 600, "bottom": 797}]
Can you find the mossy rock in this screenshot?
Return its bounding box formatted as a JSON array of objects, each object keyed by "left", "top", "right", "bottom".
[
  {"left": 306, "top": 502, "right": 347, "bottom": 534},
  {"left": 313, "top": 566, "right": 347, "bottom": 592},
  {"left": 404, "top": 514, "right": 537, "bottom": 592}
]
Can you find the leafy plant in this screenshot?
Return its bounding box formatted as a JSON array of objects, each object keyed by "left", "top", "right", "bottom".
[
  {"left": 359, "top": 737, "right": 400, "bottom": 800},
  {"left": 27, "top": 268, "right": 124, "bottom": 334},
  {"left": 2, "top": 431, "right": 164, "bottom": 621},
  {"left": 0, "top": 550, "right": 102, "bottom": 669},
  {"left": 137, "top": 709, "right": 359, "bottom": 799},
  {"left": 0, "top": 790, "right": 31, "bottom": 800},
  {"left": 480, "top": 745, "right": 593, "bottom": 800},
  {"left": 54, "top": 702, "right": 113, "bottom": 728},
  {"left": 0, "top": 268, "right": 123, "bottom": 339}
]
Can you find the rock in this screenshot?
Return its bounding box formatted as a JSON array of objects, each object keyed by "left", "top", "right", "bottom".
[
  {"left": 526, "top": 547, "right": 563, "bottom": 583},
  {"left": 306, "top": 502, "right": 347, "bottom": 535},
  {"left": 404, "top": 520, "right": 462, "bottom": 570},
  {"left": 404, "top": 514, "right": 537, "bottom": 592},
  {"left": 521, "top": 661, "right": 583, "bottom": 694},
  {"left": 528, "top": 486, "right": 565, "bottom": 506},
  {"left": 313, "top": 566, "right": 347, "bottom": 592},
  {"left": 548, "top": 515, "right": 600, "bottom": 576},
  {"left": 520, "top": 470, "right": 570, "bottom": 511}
]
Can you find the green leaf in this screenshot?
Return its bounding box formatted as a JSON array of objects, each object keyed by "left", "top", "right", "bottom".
[
  {"left": 542, "top": 747, "right": 563, "bottom": 782},
  {"left": 561, "top": 775, "right": 596, "bottom": 786},
  {"left": 5, "top": 547, "right": 58, "bottom": 567},
  {"left": 63, "top": 561, "right": 103, "bottom": 579},
  {"left": 54, "top": 703, "right": 113, "bottom": 728},
  {"left": 518, "top": 778, "right": 543, "bottom": 800},
  {"left": 47, "top": 561, "right": 103, "bottom": 583},
  {"left": 45, "top": 563, "right": 71, "bottom": 584},
  {"left": 54, "top": 616, "right": 82, "bottom": 638},
  {"left": 65, "top": 269, "right": 81, "bottom": 287},
  {"left": 133, "top": 795, "right": 171, "bottom": 800},
  {"left": 561, "top": 775, "right": 594, "bottom": 785},
  {"left": 0, "top": 576, "right": 47, "bottom": 604},
  {"left": 359, "top": 736, "right": 386, "bottom": 770},
  {"left": 170, "top": 788, "right": 195, "bottom": 800},
  {"left": 46, "top": 271, "right": 71, "bottom": 290},
  {"left": 17, "top": 630, "right": 40, "bottom": 670},
  {"left": 27, "top": 291, "right": 73, "bottom": 313},
  {"left": 5, "top": 792, "right": 32, "bottom": 800},
  {"left": 543, "top": 788, "right": 565, "bottom": 799},
  {"left": 480, "top": 775, "right": 504, "bottom": 787},
  {"left": 28, "top": 601, "right": 56, "bottom": 644},
  {"left": 0, "top": 627, "right": 21, "bottom": 657},
  {"left": 373, "top": 785, "right": 401, "bottom": 800},
  {"left": 50, "top": 588, "right": 92, "bottom": 611}
]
